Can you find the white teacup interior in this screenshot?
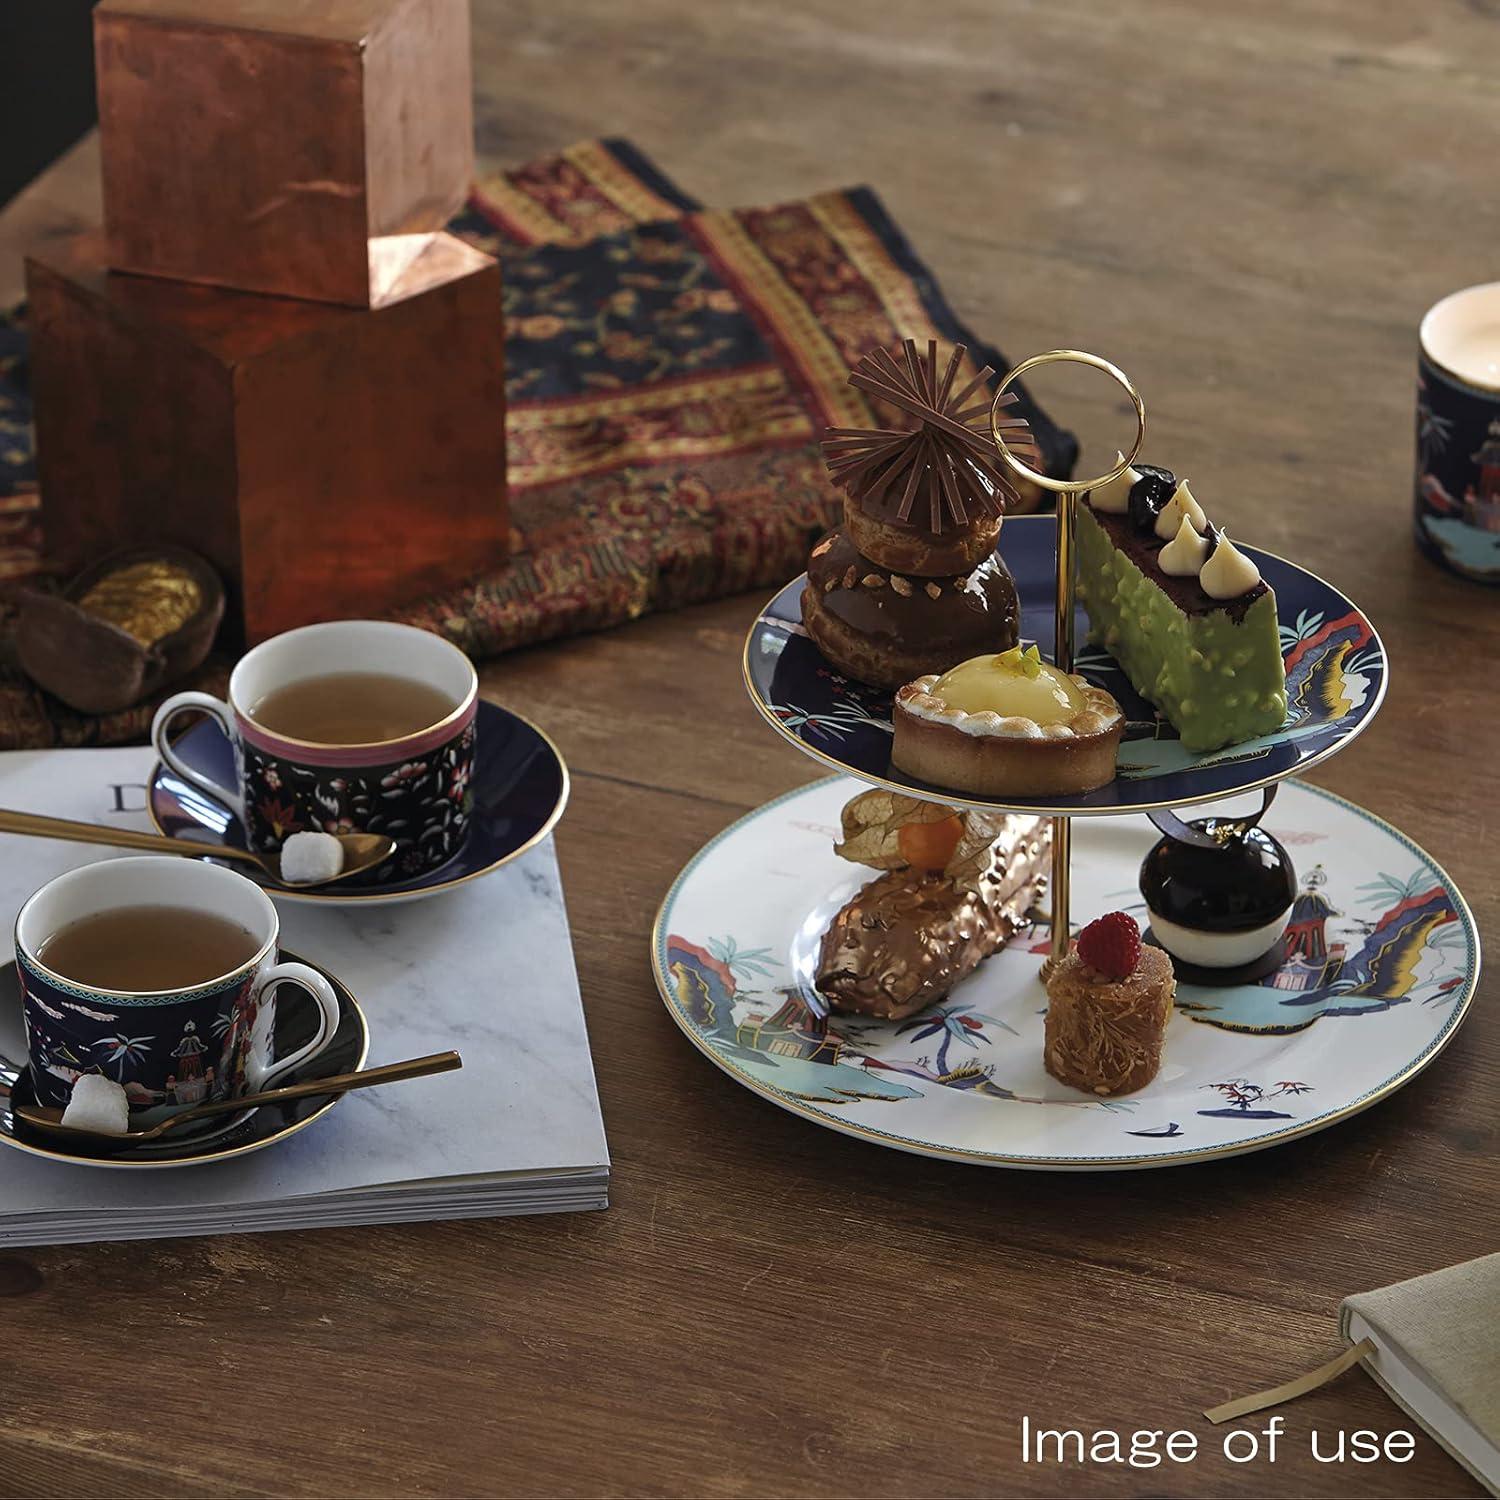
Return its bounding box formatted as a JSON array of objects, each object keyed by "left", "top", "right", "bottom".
[
  {"left": 1421, "top": 282, "right": 1500, "bottom": 392},
  {"left": 230, "top": 621, "right": 475, "bottom": 731},
  {"left": 18, "top": 857, "right": 276, "bottom": 991}
]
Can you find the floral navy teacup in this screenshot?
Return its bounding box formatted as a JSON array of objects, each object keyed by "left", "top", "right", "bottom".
[
  {"left": 1416, "top": 282, "right": 1500, "bottom": 585},
  {"left": 152, "top": 621, "right": 478, "bottom": 883},
  {"left": 16, "top": 856, "right": 341, "bottom": 1114}
]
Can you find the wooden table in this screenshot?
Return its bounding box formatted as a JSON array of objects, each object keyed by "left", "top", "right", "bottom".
[{"left": 1, "top": 3, "right": 1496, "bottom": 1495}]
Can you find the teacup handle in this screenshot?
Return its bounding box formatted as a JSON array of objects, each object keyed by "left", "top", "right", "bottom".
[
  {"left": 151, "top": 691, "right": 242, "bottom": 819},
  {"left": 247, "top": 962, "right": 341, "bottom": 1092}
]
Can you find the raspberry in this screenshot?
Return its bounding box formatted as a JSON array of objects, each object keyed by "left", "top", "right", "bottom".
[{"left": 1076, "top": 911, "right": 1141, "bottom": 979}]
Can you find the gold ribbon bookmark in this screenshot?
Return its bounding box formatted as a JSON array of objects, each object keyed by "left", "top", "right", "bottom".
[{"left": 1204, "top": 1338, "right": 1377, "bottom": 1425}]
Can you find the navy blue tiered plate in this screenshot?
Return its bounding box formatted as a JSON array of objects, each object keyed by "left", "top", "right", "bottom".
[
  {"left": 744, "top": 515, "right": 1387, "bottom": 816},
  {"left": 150, "top": 700, "right": 568, "bottom": 905}
]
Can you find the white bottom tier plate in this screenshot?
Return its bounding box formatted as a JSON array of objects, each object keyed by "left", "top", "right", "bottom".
[{"left": 652, "top": 777, "right": 1480, "bottom": 1169}]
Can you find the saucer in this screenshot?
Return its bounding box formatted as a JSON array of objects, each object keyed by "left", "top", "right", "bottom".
[
  {"left": 654, "top": 776, "right": 1479, "bottom": 1170},
  {"left": 0, "top": 949, "right": 369, "bottom": 1170},
  {"left": 150, "top": 699, "right": 569, "bottom": 905},
  {"left": 744, "top": 515, "right": 1388, "bottom": 816}
]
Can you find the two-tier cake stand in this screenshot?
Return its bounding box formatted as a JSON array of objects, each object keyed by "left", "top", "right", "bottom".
[{"left": 653, "top": 351, "right": 1481, "bottom": 1169}]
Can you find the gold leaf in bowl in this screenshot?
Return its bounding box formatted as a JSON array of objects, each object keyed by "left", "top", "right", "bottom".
[{"left": 15, "top": 547, "right": 225, "bottom": 714}]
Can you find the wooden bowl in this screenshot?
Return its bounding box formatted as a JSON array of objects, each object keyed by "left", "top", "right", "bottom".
[{"left": 15, "top": 546, "right": 225, "bottom": 714}]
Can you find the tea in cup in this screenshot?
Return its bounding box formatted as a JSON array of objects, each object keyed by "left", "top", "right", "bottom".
[
  {"left": 152, "top": 620, "right": 478, "bottom": 881},
  {"left": 1416, "top": 282, "right": 1500, "bottom": 584},
  {"left": 16, "top": 856, "right": 340, "bottom": 1114}
]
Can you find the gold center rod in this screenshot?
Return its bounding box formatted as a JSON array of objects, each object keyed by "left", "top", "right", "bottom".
[
  {"left": 988, "top": 350, "right": 1146, "bottom": 981},
  {"left": 1048, "top": 490, "right": 1078, "bottom": 971}
]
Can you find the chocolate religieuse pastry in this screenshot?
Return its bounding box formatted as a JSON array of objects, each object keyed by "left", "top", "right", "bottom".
[
  {"left": 804, "top": 340, "right": 1040, "bottom": 689},
  {"left": 815, "top": 789, "right": 1050, "bottom": 1021}
]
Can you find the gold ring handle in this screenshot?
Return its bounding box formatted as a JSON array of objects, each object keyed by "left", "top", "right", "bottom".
[
  {"left": 989, "top": 348, "right": 1146, "bottom": 495},
  {"left": 989, "top": 348, "right": 1146, "bottom": 980}
]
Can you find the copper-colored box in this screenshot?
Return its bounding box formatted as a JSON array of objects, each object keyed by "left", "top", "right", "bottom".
[
  {"left": 26, "top": 232, "right": 508, "bottom": 644},
  {"left": 95, "top": 0, "right": 475, "bottom": 306}
]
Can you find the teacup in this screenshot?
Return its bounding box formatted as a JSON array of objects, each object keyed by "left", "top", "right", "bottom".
[
  {"left": 16, "top": 857, "right": 340, "bottom": 1114},
  {"left": 152, "top": 620, "right": 478, "bottom": 882},
  {"left": 1416, "top": 282, "right": 1500, "bottom": 584}
]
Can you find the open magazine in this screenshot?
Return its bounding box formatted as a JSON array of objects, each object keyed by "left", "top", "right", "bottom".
[{"left": 0, "top": 746, "right": 608, "bottom": 1244}]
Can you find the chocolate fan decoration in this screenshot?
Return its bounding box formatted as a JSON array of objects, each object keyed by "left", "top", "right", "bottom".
[{"left": 821, "top": 339, "right": 1043, "bottom": 534}]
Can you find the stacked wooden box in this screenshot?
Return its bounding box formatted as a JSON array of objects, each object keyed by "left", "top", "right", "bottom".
[{"left": 26, "top": 0, "right": 507, "bottom": 644}]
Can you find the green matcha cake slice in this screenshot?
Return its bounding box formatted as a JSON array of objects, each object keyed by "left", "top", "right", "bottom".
[{"left": 1074, "top": 461, "right": 1287, "bottom": 754}]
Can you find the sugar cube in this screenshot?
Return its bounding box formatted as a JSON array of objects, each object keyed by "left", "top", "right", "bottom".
[
  {"left": 280, "top": 830, "right": 346, "bottom": 885},
  {"left": 61, "top": 1073, "right": 130, "bottom": 1134}
]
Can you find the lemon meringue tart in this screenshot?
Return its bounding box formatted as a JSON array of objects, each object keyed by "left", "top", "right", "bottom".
[{"left": 892, "top": 646, "right": 1125, "bottom": 797}]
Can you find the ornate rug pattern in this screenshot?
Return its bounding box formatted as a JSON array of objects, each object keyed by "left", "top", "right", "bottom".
[{"left": 0, "top": 138, "right": 1075, "bottom": 749}]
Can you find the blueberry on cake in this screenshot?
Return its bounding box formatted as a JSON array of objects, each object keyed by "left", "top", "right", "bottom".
[{"left": 1075, "top": 457, "right": 1287, "bottom": 753}]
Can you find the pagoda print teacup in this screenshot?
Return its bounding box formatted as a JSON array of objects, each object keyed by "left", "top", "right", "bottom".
[
  {"left": 1416, "top": 282, "right": 1500, "bottom": 584},
  {"left": 16, "top": 857, "right": 340, "bottom": 1114},
  {"left": 152, "top": 621, "right": 479, "bottom": 883}
]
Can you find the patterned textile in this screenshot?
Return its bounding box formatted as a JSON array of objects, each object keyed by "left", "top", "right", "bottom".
[
  {"left": 0, "top": 306, "right": 38, "bottom": 584},
  {"left": 0, "top": 138, "right": 1075, "bottom": 748}
]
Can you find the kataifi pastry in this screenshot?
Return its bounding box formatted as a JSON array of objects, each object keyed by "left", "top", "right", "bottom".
[
  {"left": 815, "top": 789, "right": 1049, "bottom": 1021},
  {"left": 891, "top": 645, "right": 1124, "bottom": 797},
  {"left": 1044, "top": 912, "right": 1175, "bottom": 1096},
  {"left": 1140, "top": 806, "right": 1297, "bottom": 977},
  {"left": 1075, "top": 457, "right": 1287, "bottom": 753},
  {"left": 802, "top": 340, "right": 1037, "bottom": 689}
]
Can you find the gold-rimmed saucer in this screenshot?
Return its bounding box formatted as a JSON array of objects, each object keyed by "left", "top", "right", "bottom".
[
  {"left": 0, "top": 949, "right": 369, "bottom": 1170},
  {"left": 148, "top": 700, "right": 568, "bottom": 906}
]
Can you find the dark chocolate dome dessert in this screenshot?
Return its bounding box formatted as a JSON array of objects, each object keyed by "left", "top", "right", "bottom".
[{"left": 1140, "top": 813, "right": 1297, "bottom": 973}]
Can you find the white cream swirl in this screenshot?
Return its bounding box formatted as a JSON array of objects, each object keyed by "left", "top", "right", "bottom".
[
  {"left": 1199, "top": 531, "right": 1262, "bottom": 599},
  {"left": 1089, "top": 451, "right": 1141, "bottom": 514},
  {"left": 1173, "top": 480, "right": 1207, "bottom": 528},
  {"left": 1158, "top": 515, "right": 1211, "bottom": 577},
  {"left": 1154, "top": 480, "right": 1208, "bottom": 539}
]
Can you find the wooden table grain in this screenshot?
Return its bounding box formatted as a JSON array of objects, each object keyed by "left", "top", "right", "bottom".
[{"left": 1, "top": 3, "right": 1496, "bottom": 1495}]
